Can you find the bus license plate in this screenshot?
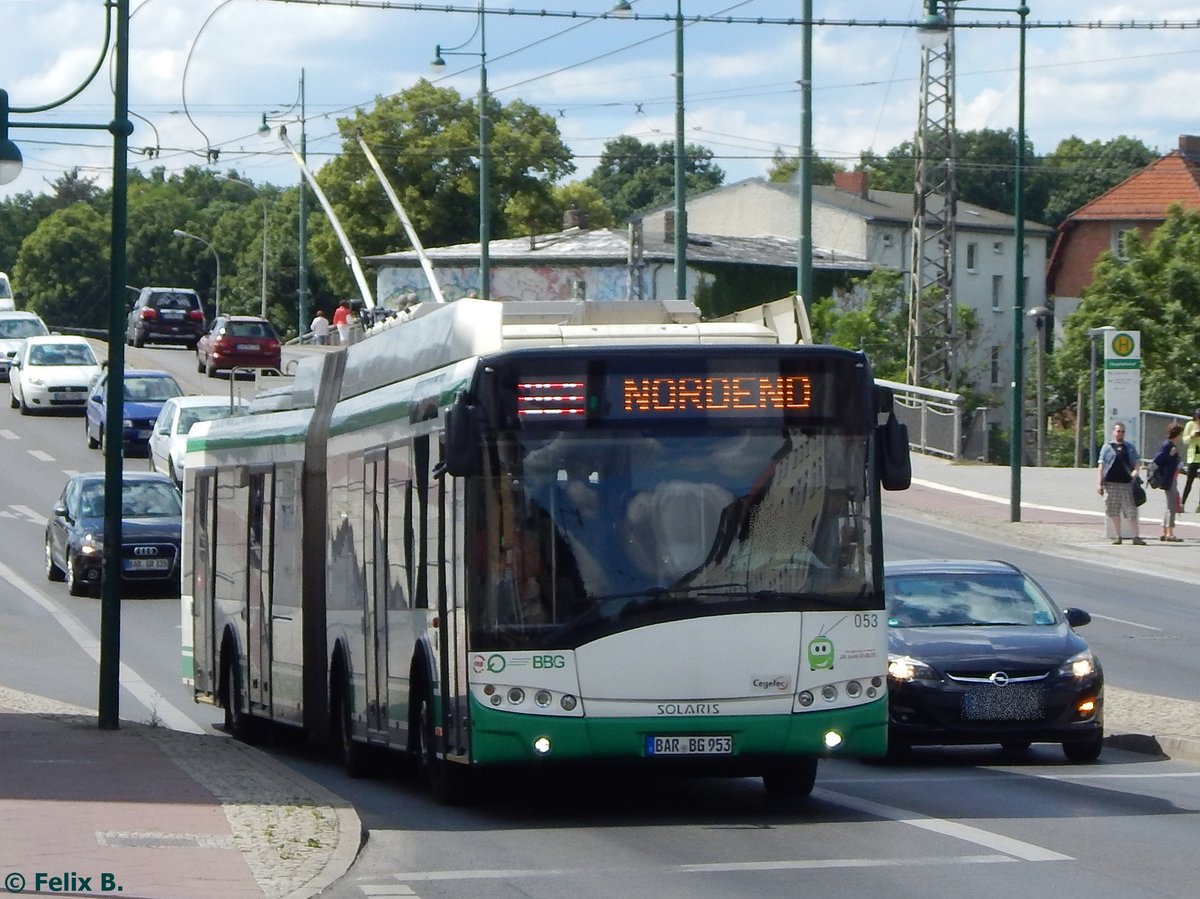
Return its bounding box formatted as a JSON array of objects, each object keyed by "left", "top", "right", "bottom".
[{"left": 646, "top": 735, "right": 732, "bottom": 756}]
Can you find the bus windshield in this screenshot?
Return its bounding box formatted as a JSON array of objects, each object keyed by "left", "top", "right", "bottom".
[{"left": 468, "top": 426, "right": 876, "bottom": 650}]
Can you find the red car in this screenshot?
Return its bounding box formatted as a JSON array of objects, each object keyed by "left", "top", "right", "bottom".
[{"left": 196, "top": 315, "right": 281, "bottom": 377}]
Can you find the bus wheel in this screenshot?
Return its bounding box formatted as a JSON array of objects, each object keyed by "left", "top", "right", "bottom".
[
  {"left": 222, "top": 653, "right": 255, "bottom": 742},
  {"left": 333, "top": 668, "right": 369, "bottom": 778},
  {"left": 416, "top": 684, "right": 467, "bottom": 805},
  {"left": 762, "top": 758, "right": 818, "bottom": 801}
]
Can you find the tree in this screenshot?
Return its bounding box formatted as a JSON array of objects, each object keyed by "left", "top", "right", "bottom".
[
  {"left": 860, "top": 128, "right": 1046, "bottom": 223},
  {"left": 809, "top": 269, "right": 908, "bottom": 381},
  {"left": 585, "top": 135, "right": 724, "bottom": 223},
  {"left": 1037, "top": 135, "right": 1156, "bottom": 228},
  {"left": 1050, "top": 205, "right": 1200, "bottom": 418},
  {"left": 13, "top": 204, "right": 110, "bottom": 329},
  {"left": 307, "top": 81, "right": 575, "bottom": 298},
  {"left": 766, "top": 148, "right": 843, "bottom": 185}
]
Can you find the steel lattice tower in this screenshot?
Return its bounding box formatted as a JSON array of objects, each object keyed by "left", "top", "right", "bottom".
[{"left": 907, "top": 3, "right": 958, "bottom": 390}]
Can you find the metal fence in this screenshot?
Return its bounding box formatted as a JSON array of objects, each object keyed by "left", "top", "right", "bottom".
[{"left": 875, "top": 378, "right": 971, "bottom": 461}]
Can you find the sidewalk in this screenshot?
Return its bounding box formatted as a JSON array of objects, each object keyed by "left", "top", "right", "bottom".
[
  {"left": 885, "top": 454, "right": 1200, "bottom": 761},
  {"left": 0, "top": 687, "right": 360, "bottom": 899}
]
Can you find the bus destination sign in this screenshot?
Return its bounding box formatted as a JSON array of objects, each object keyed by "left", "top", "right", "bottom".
[{"left": 617, "top": 373, "right": 813, "bottom": 418}]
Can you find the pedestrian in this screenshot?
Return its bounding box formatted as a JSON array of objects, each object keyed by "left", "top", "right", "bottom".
[
  {"left": 1152, "top": 424, "right": 1184, "bottom": 542},
  {"left": 310, "top": 309, "right": 330, "bottom": 346},
  {"left": 332, "top": 300, "right": 352, "bottom": 346},
  {"left": 1181, "top": 408, "right": 1200, "bottom": 512},
  {"left": 1097, "top": 421, "right": 1146, "bottom": 546}
]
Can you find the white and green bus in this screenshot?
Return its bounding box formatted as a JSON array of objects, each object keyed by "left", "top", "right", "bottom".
[{"left": 182, "top": 298, "right": 910, "bottom": 802}]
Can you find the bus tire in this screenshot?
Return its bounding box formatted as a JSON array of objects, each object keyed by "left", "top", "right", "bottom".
[
  {"left": 415, "top": 681, "right": 467, "bottom": 805},
  {"left": 222, "top": 651, "right": 255, "bottom": 742},
  {"left": 762, "top": 757, "right": 818, "bottom": 801},
  {"left": 331, "top": 659, "right": 369, "bottom": 778}
]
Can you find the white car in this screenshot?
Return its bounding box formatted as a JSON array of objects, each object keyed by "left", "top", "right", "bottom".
[
  {"left": 0, "top": 311, "right": 50, "bottom": 382},
  {"left": 148, "top": 395, "right": 249, "bottom": 486},
  {"left": 9, "top": 335, "right": 101, "bottom": 415}
]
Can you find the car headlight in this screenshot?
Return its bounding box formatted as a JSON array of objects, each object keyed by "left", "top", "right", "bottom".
[
  {"left": 80, "top": 532, "right": 102, "bottom": 555},
  {"left": 123, "top": 418, "right": 134, "bottom": 428},
  {"left": 887, "top": 654, "right": 939, "bottom": 682},
  {"left": 1058, "top": 650, "right": 1096, "bottom": 678}
]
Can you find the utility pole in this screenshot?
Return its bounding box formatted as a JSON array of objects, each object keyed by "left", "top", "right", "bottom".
[
  {"left": 298, "top": 69, "right": 310, "bottom": 336},
  {"left": 908, "top": 1, "right": 958, "bottom": 391}
]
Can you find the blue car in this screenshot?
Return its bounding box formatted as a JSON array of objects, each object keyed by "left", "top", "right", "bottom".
[
  {"left": 44, "top": 470, "right": 182, "bottom": 597},
  {"left": 84, "top": 368, "right": 184, "bottom": 455}
]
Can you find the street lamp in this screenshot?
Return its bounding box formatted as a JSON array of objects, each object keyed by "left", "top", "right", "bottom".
[
  {"left": 432, "top": 2, "right": 491, "bottom": 301},
  {"left": 0, "top": 90, "right": 22, "bottom": 185},
  {"left": 174, "top": 229, "right": 221, "bottom": 319},
  {"left": 1027, "top": 306, "right": 1051, "bottom": 466},
  {"left": 1088, "top": 325, "right": 1116, "bottom": 468},
  {"left": 613, "top": 0, "right": 687, "bottom": 301},
  {"left": 260, "top": 70, "right": 309, "bottom": 334},
  {"left": 217, "top": 175, "right": 269, "bottom": 318},
  {"left": 2, "top": 1, "right": 132, "bottom": 729}
]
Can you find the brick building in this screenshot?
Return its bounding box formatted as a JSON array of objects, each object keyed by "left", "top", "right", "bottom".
[{"left": 1048, "top": 135, "right": 1200, "bottom": 319}]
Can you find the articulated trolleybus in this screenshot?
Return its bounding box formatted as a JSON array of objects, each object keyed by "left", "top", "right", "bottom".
[{"left": 182, "top": 298, "right": 910, "bottom": 801}]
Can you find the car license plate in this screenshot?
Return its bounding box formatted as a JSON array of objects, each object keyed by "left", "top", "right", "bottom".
[
  {"left": 236, "top": 343, "right": 258, "bottom": 351},
  {"left": 646, "top": 735, "right": 732, "bottom": 756},
  {"left": 124, "top": 558, "right": 170, "bottom": 571},
  {"left": 960, "top": 685, "right": 1044, "bottom": 721},
  {"left": 162, "top": 310, "right": 183, "bottom": 320},
  {"left": 56, "top": 391, "right": 85, "bottom": 401}
]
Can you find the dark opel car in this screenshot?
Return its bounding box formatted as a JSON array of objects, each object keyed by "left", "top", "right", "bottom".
[
  {"left": 884, "top": 559, "right": 1104, "bottom": 762},
  {"left": 44, "top": 471, "right": 183, "bottom": 597}
]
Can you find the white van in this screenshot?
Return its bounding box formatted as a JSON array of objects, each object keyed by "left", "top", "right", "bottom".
[{"left": 0, "top": 272, "right": 14, "bottom": 311}]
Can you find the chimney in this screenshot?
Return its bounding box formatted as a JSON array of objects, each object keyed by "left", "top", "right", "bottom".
[
  {"left": 834, "top": 170, "right": 870, "bottom": 199},
  {"left": 563, "top": 207, "right": 589, "bottom": 230},
  {"left": 1180, "top": 135, "right": 1200, "bottom": 160}
]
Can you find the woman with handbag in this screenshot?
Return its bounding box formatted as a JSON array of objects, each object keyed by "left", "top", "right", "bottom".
[
  {"left": 1152, "top": 424, "right": 1185, "bottom": 542},
  {"left": 1097, "top": 422, "right": 1146, "bottom": 546}
]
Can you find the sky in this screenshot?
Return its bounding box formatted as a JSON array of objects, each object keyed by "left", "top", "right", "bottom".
[{"left": 3, "top": 0, "right": 1200, "bottom": 208}]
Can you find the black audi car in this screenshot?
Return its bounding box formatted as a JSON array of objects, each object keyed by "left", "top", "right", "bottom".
[
  {"left": 884, "top": 559, "right": 1103, "bottom": 762},
  {"left": 44, "top": 471, "right": 182, "bottom": 597}
]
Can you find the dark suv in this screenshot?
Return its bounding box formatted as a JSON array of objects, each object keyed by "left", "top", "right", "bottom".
[{"left": 125, "top": 287, "right": 206, "bottom": 348}]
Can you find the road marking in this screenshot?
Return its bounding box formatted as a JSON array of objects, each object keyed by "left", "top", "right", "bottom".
[
  {"left": 359, "top": 886, "right": 418, "bottom": 896},
  {"left": 10, "top": 504, "right": 47, "bottom": 526},
  {"left": 1090, "top": 612, "right": 1160, "bottom": 630},
  {"left": 0, "top": 558, "right": 203, "bottom": 734},
  {"left": 0, "top": 429, "right": 17, "bottom": 440},
  {"left": 814, "top": 788, "right": 1072, "bottom": 862},
  {"left": 28, "top": 449, "right": 55, "bottom": 462},
  {"left": 387, "top": 854, "right": 1015, "bottom": 883}
]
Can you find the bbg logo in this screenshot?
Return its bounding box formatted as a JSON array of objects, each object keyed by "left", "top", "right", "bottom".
[{"left": 532, "top": 654, "right": 565, "bottom": 669}]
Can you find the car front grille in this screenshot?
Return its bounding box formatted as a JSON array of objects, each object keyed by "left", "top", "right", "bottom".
[{"left": 120, "top": 542, "right": 179, "bottom": 579}]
